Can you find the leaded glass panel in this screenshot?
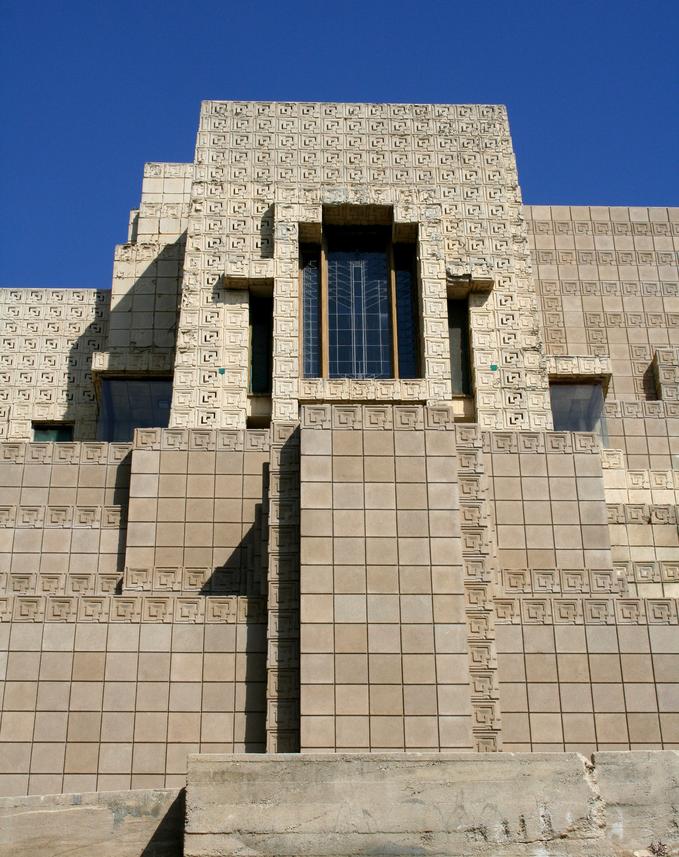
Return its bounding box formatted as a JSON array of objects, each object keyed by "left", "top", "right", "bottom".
[
  {"left": 327, "top": 230, "right": 392, "bottom": 379},
  {"left": 301, "top": 248, "right": 321, "bottom": 378}
]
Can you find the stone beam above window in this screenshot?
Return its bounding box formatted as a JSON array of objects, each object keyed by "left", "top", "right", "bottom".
[
  {"left": 546, "top": 355, "right": 612, "bottom": 394},
  {"left": 446, "top": 271, "right": 494, "bottom": 299}
]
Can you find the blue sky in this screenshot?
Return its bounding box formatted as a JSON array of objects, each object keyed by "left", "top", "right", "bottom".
[{"left": 1, "top": 0, "right": 677, "bottom": 289}]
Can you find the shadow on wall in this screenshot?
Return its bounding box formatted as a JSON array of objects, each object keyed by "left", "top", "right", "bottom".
[
  {"left": 59, "top": 231, "right": 269, "bottom": 750},
  {"left": 199, "top": 499, "right": 268, "bottom": 597},
  {"left": 643, "top": 362, "right": 658, "bottom": 400},
  {"left": 139, "top": 789, "right": 185, "bottom": 857},
  {"left": 50, "top": 289, "right": 109, "bottom": 440},
  {"left": 188, "top": 442, "right": 270, "bottom": 599},
  {"left": 260, "top": 204, "right": 274, "bottom": 258},
  {"left": 0, "top": 787, "right": 186, "bottom": 857},
  {"left": 66, "top": 232, "right": 187, "bottom": 443}
]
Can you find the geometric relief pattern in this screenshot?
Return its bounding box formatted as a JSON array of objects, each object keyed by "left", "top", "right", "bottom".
[
  {"left": 0, "top": 102, "right": 678, "bottom": 800},
  {"left": 528, "top": 205, "right": 679, "bottom": 403},
  {"left": 0, "top": 289, "right": 108, "bottom": 441},
  {"left": 171, "top": 101, "right": 552, "bottom": 432},
  {"left": 456, "top": 424, "right": 502, "bottom": 751}
]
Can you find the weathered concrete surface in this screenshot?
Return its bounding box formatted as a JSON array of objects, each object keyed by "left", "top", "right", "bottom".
[
  {"left": 185, "top": 752, "right": 679, "bottom": 856},
  {"left": 0, "top": 787, "right": 183, "bottom": 857},
  {"left": 2, "top": 753, "right": 677, "bottom": 856},
  {"left": 594, "top": 751, "right": 679, "bottom": 849}
]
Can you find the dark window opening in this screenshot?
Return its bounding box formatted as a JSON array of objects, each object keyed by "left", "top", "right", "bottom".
[
  {"left": 550, "top": 382, "right": 608, "bottom": 444},
  {"left": 249, "top": 293, "right": 273, "bottom": 395},
  {"left": 246, "top": 414, "right": 271, "bottom": 429},
  {"left": 301, "top": 226, "right": 420, "bottom": 380},
  {"left": 394, "top": 243, "right": 419, "bottom": 380},
  {"left": 301, "top": 245, "right": 321, "bottom": 379},
  {"left": 32, "top": 423, "right": 74, "bottom": 443},
  {"left": 447, "top": 299, "right": 472, "bottom": 395},
  {"left": 97, "top": 377, "right": 172, "bottom": 442}
]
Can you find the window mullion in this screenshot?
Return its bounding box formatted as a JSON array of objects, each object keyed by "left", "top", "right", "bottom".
[
  {"left": 388, "top": 239, "right": 400, "bottom": 380},
  {"left": 320, "top": 235, "right": 329, "bottom": 379}
]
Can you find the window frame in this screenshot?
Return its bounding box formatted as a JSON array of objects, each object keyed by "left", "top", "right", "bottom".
[
  {"left": 96, "top": 375, "right": 173, "bottom": 442},
  {"left": 299, "top": 227, "right": 420, "bottom": 381},
  {"left": 447, "top": 297, "right": 472, "bottom": 397},
  {"left": 248, "top": 290, "right": 273, "bottom": 396},
  {"left": 549, "top": 379, "right": 609, "bottom": 444}
]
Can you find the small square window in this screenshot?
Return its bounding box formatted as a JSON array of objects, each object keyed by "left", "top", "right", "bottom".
[
  {"left": 32, "top": 423, "right": 74, "bottom": 443},
  {"left": 550, "top": 382, "right": 608, "bottom": 444}
]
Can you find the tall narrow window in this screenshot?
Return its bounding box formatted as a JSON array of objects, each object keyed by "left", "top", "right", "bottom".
[
  {"left": 249, "top": 293, "right": 273, "bottom": 395},
  {"left": 447, "top": 299, "right": 471, "bottom": 395},
  {"left": 300, "top": 226, "right": 419, "bottom": 380},
  {"left": 301, "top": 246, "right": 321, "bottom": 378},
  {"left": 394, "top": 244, "right": 419, "bottom": 379}
]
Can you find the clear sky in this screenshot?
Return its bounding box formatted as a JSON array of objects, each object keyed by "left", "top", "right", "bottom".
[{"left": 1, "top": 0, "right": 677, "bottom": 289}]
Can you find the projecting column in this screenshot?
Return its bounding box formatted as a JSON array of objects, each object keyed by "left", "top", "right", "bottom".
[{"left": 298, "top": 403, "right": 474, "bottom": 752}]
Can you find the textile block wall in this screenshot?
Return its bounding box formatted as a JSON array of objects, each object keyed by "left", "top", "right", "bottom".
[
  {"left": 299, "top": 405, "right": 473, "bottom": 752},
  {"left": 0, "top": 430, "right": 268, "bottom": 797},
  {"left": 0, "top": 103, "right": 677, "bottom": 800}
]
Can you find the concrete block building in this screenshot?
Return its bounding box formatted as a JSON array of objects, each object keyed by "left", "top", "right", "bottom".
[{"left": 0, "top": 100, "right": 678, "bottom": 827}]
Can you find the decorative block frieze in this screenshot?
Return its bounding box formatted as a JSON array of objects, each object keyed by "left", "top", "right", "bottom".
[{"left": 266, "top": 421, "right": 299, "bottom": 752}]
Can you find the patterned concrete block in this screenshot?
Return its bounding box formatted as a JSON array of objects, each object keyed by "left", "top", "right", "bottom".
[{"left": 0, "top": 101, "right": 677, "bottom": 801}]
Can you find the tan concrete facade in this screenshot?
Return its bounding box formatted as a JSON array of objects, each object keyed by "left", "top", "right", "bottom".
[{"left": 0, "top": 102, "right": 678, "bottom": 813}]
